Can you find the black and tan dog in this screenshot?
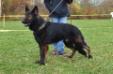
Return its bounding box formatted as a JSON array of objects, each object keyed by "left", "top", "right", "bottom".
[{"left": 22, "top": 5, "right": 92, "bottom": 65}]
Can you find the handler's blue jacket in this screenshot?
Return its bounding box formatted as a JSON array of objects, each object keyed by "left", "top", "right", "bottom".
[{"left": 44, "top": 0, "right": 73, "bottom": 17}]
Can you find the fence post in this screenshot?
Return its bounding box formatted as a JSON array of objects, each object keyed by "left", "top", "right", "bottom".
[{"left": 0, "top": 0, "right": 1, "bottom": 16}]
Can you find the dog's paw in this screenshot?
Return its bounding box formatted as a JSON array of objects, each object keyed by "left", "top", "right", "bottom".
[
  {"left": 67, "top": 55, "right": 73, "bottom": 58},
  {"left": 35, "top": 60, "right": 45, "bottom": 65},
  {"left": 64, "top": 55, "right": 73, "bottom": 58},
  {"left": 88, "top": 55, "right": 93, "bottom": 59}
]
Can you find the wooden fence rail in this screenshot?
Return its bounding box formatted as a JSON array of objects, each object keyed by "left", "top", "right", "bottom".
[{"left": 0, "top": 14, "right": 112, "bottom": 20}]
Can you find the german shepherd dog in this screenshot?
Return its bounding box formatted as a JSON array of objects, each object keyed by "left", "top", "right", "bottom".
[{"left": 22, "top": 5, "right": 92, "bottom": 65}]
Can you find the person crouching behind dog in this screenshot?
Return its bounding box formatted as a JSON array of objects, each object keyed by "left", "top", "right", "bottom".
[{"left": 44, "top": 0, "right": 73, "bottom": 55}]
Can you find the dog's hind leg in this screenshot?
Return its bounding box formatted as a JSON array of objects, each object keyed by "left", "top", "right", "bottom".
[
  {"left": 67, "top": 49, "right": 76, "bottom": 58},
  {"left": 69, "top": 35, "right": 92, "bottom": 59},
  {"left": 63, "top": 39, "right": 77, "bottom": 58},
  {"left": 75, "top": 35, "right": 92, "bottom": 58},
  {"left": 76, "top": 42, "right": 92, "bottom": 59}
]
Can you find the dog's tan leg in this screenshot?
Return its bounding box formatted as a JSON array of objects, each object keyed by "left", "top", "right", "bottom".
[
  {"left": 44, "top": 45, "right": 49, "bottom": 58},
  {"left": 36, "top": 44, "right": 48, "bottom": 65}
]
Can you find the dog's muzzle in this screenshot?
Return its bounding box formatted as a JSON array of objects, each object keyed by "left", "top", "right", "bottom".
[{"left": 22, "top": 20, "right": 31, "bottom": 27}]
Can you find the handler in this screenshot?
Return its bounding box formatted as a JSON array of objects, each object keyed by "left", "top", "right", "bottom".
[{"left": 44, "top": 0, "right": 73, "bottom": 55}]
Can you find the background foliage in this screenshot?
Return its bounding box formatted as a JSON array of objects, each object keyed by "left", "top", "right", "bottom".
[{"left": 1, "top": 0, "right": 113, "bottom": 15}]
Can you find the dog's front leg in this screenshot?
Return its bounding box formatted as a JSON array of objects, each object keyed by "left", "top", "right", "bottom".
[{"left": 37, "top": 44, "right": 48, "bottom": 65}]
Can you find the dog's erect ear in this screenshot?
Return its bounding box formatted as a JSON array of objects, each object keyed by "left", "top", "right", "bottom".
[
  {"left": 25, "top": 5, "right": 29, "bottom": 12},
  {"left": 32, "top": 5, "right": 39, "bottom": 15}
]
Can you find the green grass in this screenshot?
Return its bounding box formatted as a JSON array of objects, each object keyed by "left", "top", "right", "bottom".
[{"left": 0, "top": 19, "right": 113, "bottom": 74}]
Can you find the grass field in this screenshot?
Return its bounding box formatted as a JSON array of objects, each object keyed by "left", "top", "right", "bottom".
[{"left": 0, "top": 19, "right": 113, "bottom": 74}]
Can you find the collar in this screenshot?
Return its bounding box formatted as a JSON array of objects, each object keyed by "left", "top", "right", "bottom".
[{"left": 38, "top": 22, "right": 46, "bottom": 31}]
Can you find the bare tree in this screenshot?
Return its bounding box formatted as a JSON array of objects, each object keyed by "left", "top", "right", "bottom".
[{"left": 96, "top": 0, "right": 113, "bottom": 14}]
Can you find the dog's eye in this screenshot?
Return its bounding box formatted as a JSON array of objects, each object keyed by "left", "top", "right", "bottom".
[{"left": 27, "top": 15, "right": 32, "bottom": 20}]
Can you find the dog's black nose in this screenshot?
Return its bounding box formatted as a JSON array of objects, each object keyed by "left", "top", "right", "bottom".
[
  {"left": 22, "top": 20, "right": 27, "bottom": 24},
  {"left": 21, "top": 17, "right": 26, "bottom": 24},
  {"left": 22, "top": 20, "right": 25, "bottom": 24}
]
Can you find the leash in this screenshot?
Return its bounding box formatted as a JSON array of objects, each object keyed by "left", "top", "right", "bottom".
[
  {"left": 46, "top": 0, "right": 64, "bottom": 20},
  {"left": 39, "top": 0, "right": 73, "bottom": 30},
  {"left": 39, "top": 0, "right": 64, "bottom": 30}
]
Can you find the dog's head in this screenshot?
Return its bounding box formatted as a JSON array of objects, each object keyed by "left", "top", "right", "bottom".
[{"left": 22, "top": 5, "right": 39, "bottom": 27}]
